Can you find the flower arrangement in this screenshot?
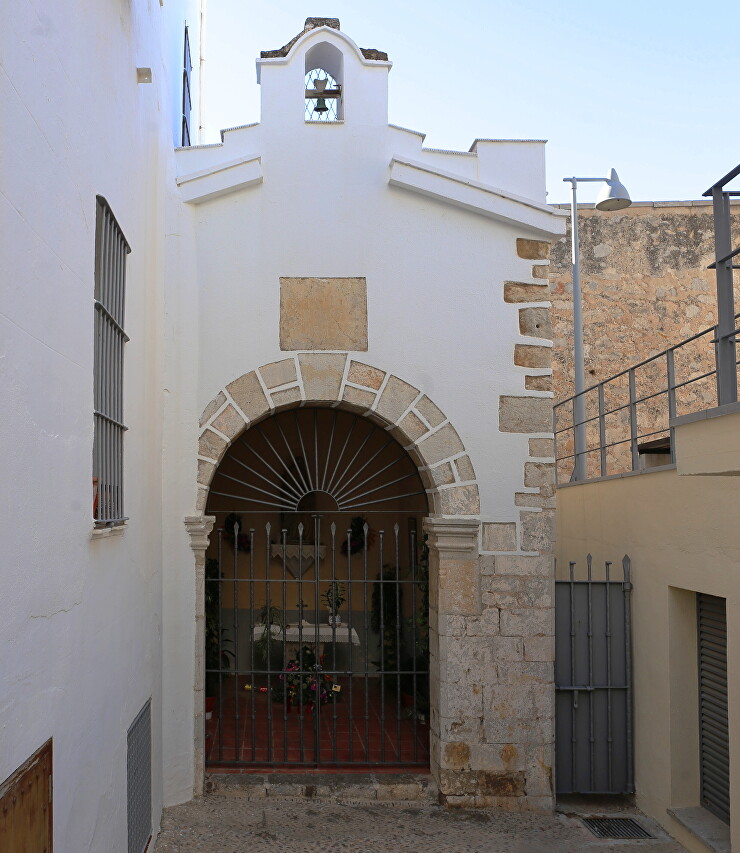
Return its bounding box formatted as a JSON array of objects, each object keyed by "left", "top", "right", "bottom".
[
  {"left": 321, "top": 581, "right": 346, "bottom": 616},
  {"left": 273, "top": 646, "right": 340, "bottom": 710}
]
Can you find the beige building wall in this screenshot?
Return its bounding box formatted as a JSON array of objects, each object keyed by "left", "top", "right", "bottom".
[{"left": 556, "top": 413, "right": 740, "bottom": 852}]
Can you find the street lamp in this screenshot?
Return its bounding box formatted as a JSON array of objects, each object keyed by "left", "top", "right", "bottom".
[{"left": 563, "top": 169, "right": 631, "bottom": 480}]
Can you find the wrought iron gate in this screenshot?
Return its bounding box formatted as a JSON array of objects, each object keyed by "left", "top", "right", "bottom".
[
  {"left": 204, "top": 407, "right": 430, "bottom": 769},
  {"left": 555, "top": 555, "right": 634, "bottom": 795}
]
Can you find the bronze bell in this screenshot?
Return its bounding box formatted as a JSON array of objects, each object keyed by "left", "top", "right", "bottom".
[{"left": 314, "top": 97, "right": 328, "bottom": 114}]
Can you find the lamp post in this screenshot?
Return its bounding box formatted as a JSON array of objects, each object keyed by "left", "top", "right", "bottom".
[{"left": 563, "top": 169, "right": 631, "bottom": 480}]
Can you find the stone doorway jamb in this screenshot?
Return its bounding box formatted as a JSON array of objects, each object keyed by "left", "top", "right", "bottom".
[
  {"left": 185, "top": 514, "right": 216, "bottom": 797},
  {"left": 423, "top": 516, "right": 481, "bottom": 793}
]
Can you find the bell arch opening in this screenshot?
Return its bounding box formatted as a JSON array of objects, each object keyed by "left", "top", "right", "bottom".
[{"left": 203, "top": 405, "right": 431, "bottom": 769}]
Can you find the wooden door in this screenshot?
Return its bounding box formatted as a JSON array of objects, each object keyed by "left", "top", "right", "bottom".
[{"left": 0, "top": 740, "right": 52, "bottom": 853}]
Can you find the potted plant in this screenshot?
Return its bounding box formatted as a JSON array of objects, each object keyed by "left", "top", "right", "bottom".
[
  {"left": 322, "top": 581, "right": 346, "bottom": 626},
  {"left": 205, "top": 558, "right": 234, "bottom": 717}
]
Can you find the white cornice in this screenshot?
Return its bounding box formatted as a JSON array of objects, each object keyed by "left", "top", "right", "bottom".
[
  {"left": 176, "top": 155, "right": 263, "bottom": 204},
  {"left": 389, "top": 158, "right": 567, "bottom": 239}
]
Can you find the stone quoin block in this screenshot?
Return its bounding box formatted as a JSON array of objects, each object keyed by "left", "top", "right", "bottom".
[
  {"left": 438, "top": 484, "right": 480, "bottom": 515},
  {"left": 347, "top": 360, "right": 385, "bottom": 390},
  {"left": 499, "top": 396, "right": 553, "bottom": 434},
  {"left": 375, "top": 375, "right": 419, "bottom": 423},
  {"left": 417, "top": 423, "right": 465, "bottom": 466},
  {"left": 525, "top": 375, "right": 552, "bottom": 392},
  {"left": 298, "top": 352, "right": 347, "bottom": 401},
  {"left": 199, "top": 391, "right": 226, "bottom": 427},
  {"left": 518, "top": 307, "right": 552, "bottom": 340},
  {"left": 270, "top": 386, "right": 302, "bottom": 408},
  {"left": 531, "top": 264, "right": 549, "bottom": 279},
  {"left": 398, "top": 410, "right": 428, "bottom": 442},
  {"left": 515, "top": 492, "right": 555, "bottom": 509},
  {"left": 482, "top": 522, "right": 517, "bottom": 552},
  {"left": 529, "top": 438, "right": 554, "bottom": 458},
  {"left": 259, "top": 358, "right": 298, "bottom": 389},
  {"left": 504, "top": 282, "right": 551, "bottom": 304},
  {"left": 341, "top": 384, "right": 376, "bottom": 410},
  {"left": 454, "top": 455, "right": 476, "bottom": 482},
  {"left": 430, "top": 462, "right": 456, "bottom": 487},
  {"left": 436, "top": 558, "right": 481, "bottom": 617},
  {"left": 211, "top": 404, "right": 246, "bottom": 440},
  {"left": 197, "top": 459, "right": 215, "bottom": 487},
  {"left": 279, "top": 277, "right": 368, "bottom": 351},
  {"left": 519, "top": 510, "right": 555, "bottom": 553},
  {"left": 198, "top": 429, "right": 228, "bottom": 461},
  {"left": 415, "top": 395, "right": 446, "bottom": 428},
  {"left": 514, "top": 344, "right": 552, "bottom": 369},
  {"left": 495, "top": 554, "right": 553, "bottom": 577},
  {"left": 524, "top": 461, "right": 555, "bottom": 487},
  {"left": 516, "top": 238, "right": 551, "bottom": 260},
  {"left": 226, "top": 370, "right": 270, "bottom": 421}
]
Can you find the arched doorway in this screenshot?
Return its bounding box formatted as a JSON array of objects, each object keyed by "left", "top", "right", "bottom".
[{"left": 204, "top": 406, "right": 430, "bottom": 769}]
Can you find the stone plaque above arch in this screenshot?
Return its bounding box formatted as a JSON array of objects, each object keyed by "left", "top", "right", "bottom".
[{"left": 279, "top": 277, "right": 368, "bottom": 351}]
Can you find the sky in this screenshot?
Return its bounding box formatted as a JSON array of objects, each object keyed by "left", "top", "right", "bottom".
[{"left": 202, "top": 0, "right": 740, "bottom": 205}]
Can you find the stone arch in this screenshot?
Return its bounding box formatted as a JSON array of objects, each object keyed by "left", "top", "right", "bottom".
[
  {"left": 187, "top": 353, "right": 482, "bottom": 797},
  {"left": 195, "top": 353, "right": 479, "bottom": 518}
]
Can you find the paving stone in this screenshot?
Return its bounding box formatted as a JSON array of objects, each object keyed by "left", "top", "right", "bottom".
[{"left": 154, "top": 792, "right": 687, "bottom": 853}]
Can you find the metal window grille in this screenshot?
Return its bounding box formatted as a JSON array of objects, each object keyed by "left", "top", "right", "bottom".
[
  {"left": 127, "top": 700, "right": 152, "bottom": 853},
  {"left": 182, "top": 26, "right": 192, "bottom": 146},
  {"left": 93, "top": 196, "right": 129, "bottom": 526},
  {"left": 697, "top": 593, "right": 730, "bottom": 824}
]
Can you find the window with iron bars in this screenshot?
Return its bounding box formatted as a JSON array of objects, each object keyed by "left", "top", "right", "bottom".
[
  {"left": 93, "top": 196, "right": 130, "bottom": 527},
  {"left": 181, "top": 25, "right": 192, "bottom": 146}
]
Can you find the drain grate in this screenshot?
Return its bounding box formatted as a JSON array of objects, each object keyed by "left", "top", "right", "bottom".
[{"left": 583, "top": 817, "right": 654, "bottom": 839}]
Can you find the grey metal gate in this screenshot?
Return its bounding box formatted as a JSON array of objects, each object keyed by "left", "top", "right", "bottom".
[
  {"left": 697, "top": 593, "right": 730, "bottom": 823},
  {"left": 555, "top": 555, "right": 634, "bottom": 795}
]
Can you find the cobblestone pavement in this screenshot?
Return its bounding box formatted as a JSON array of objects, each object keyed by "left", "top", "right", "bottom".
[{"left": 154, "top": 796, "right": 687, "bottom": 853}]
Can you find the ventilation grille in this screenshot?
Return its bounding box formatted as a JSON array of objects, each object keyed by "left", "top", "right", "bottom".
[
  {"left": 127, "top": 700, "right": 152, "bottom": 853},
  {"left": 582, "top": 817, "right": 653, "bottom": 839}
]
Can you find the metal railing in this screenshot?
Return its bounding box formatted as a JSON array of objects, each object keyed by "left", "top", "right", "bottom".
[
  {"left": 555, "top": 166, "right": 740, "bottom": 485},
  {"left": 554, "top": 314, "right": 740, "bottom": 484}
]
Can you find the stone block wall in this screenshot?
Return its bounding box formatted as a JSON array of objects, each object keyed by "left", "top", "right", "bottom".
[
  {"left": 428, "top": 237, "right": 556, "bottom": 811},
  {"left": 549, "top": 201, "right": 740, "bottom": 404}
]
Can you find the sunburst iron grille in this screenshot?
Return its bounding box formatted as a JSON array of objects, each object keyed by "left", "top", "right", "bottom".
[{"left": 209, "top": 407, "right": 427, "bottom": 514}]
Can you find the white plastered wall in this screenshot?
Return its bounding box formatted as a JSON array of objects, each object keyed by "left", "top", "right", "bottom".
[{"left": 0, "top": 0, "right": 200, "bottom": 848}]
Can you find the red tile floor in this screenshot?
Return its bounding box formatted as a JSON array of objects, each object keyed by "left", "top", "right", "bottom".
[{"left": 205, "top": 675, "right": 429, "bottom": 769}]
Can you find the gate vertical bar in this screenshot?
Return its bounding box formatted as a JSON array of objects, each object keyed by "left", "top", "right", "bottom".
[
  {"left": 623, "top": 555, "right": 634, "bottom": 792},
  {"left": 265, "top": 523, "right": 273, "bottom": 764},
  {"left": 217, "top": 529, "right": 224, "bottom": 762},
  {"left": 569, "top": 561, "right": 577, "bottom": 789},
  {"left": 586, "top": 554, "right": 595, "bottom": 791},
  {"left": 281, "top": 528, "right": 288, "bottom": 762},
  {"left": 410, "top": 528, "right": 418, "bottom": 763},
  {"left": 232, "top": 522, "right": 240, "bottom": 763},
  {"left": 330, "top": 522, "right": 338, "bottom": 763},
  {"left": 248, "top": 527, "right": 255, "bottom": 762},
  {"left": 378, "top": 529, "right": 386, "bottom": 764},
  {"left": 314, "top": 514, "right": 321, "bottom": 766},
  {"left": 605, "top": 560, "right": 613, "bottom": 791},
  {"left": 346, "top": 527, "right": 354, "bottom": 763},
  {"left": 394, "top": 524, "right": 402, "bottom": 761},
  {"left": 298, "top": 523, "right": 305, "bottom": 763},
  {"left": 363, "top": 523, "right": 370, "bottom": 762}
]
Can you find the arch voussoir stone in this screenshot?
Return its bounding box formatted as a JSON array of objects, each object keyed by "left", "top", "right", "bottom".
[{"left": 196, "top": 355, "right": 479, "bottom": 506}]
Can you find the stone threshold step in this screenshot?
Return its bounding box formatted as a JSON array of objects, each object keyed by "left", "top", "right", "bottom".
[{"left": 205, "top": 771, "right": 437, "bottom": 803}]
